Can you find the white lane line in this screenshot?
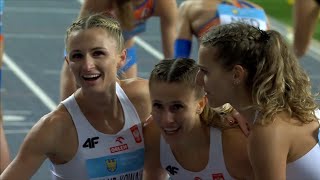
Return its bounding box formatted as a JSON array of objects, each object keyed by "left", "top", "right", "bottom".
[
  {"left": 3, "top": 110, "right": 31, "bottom": 123},
  {"left": 3, "top": 115, "right": 26, "bottom": 122},
  {"left": 3, "top": 110, "right": 32, "bottom": 115},
  {"left": 6, "top": 7, "right": 78, "bottom": 14},
  {"left": 3, "top": 53, "right": 57, "bottom": 111},
  {"left": 4, "top": 122, "right": 35, "bottom": 126},
  {"left": 134, "top": 37, "right": 164, "bottom": 60},
  {"left": 4, "top": 129, "right": 31, "bottom": 135},
  {"left": 4, "top": 33, "right": 63, "bottom": 40}
]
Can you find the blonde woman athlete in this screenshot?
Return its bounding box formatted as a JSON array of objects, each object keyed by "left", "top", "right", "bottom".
[
  {"left": 60, "top": 0, "right": 178, "bottom": 100},
  {"left": 1, "top": 14, "right": 168, "bottom": 180}
]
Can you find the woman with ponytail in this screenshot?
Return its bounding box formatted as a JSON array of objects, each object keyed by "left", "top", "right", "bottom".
[{"left": 197, "top": 22, "right": 320, "bottom": 179}]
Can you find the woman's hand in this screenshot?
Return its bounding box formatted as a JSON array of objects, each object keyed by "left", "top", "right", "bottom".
[{"left": 216, "top": 103, "right": 250, "bottom": 136}]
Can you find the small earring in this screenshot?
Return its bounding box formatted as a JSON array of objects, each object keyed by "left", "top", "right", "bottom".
[
  {"left": 196, "top": 109, "right": 201, "bottom": 114},
  {"left": 233, "top": 80, "right": 240, "bottom": 85}
]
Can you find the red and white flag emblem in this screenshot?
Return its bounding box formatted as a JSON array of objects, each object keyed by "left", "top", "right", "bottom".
[
  {"left": 212, "top": 173, "right": 224, "bottom": 180},
  {"left": 130, "top": 125, "right": 142, "bottom": 143}
]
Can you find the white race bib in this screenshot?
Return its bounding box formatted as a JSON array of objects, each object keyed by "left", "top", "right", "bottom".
[{"left": 217, "top": 4, "right": 268, "bottom": 30}]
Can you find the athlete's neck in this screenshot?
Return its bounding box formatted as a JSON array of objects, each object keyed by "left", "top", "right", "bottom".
[
  {"left": 170, "top": 123, "right": 210, "bottom": 153},
  {"left": 75, "top": 82, "right": 119, "bottom": 115}
]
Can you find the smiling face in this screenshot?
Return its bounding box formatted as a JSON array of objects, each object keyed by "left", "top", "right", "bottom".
[
  {"left": 150, "top": 82, "right": 203, "bottom": 144},
  {"left": 196, "top": 45, "right": 235, "bottom": 108},
  {"left": 66, "top": 27, "right": 125, "bottom": 93}
]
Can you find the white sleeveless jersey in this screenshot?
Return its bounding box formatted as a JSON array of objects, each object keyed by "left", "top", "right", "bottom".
[
  {"left": 286, "top": 109, "right": 320, "bottom": 179},
  {"left": 50, "top": 82, "right": 144, "bottom": 180},
  {"left": 160, "top": 127, "right": 233, "bottom": 180}
]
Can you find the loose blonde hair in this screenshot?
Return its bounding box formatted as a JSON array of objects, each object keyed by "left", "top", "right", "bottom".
[{"left": 201, "top": 23, "right": 319, "bottom": 125}]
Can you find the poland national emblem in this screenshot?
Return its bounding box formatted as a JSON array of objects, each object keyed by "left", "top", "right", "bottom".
[
  {"left": 130, "top": 125, "right": 142, "bottom": 143},
  {"left": 106, "top": 158, "right": 117, "bottom": 172}
]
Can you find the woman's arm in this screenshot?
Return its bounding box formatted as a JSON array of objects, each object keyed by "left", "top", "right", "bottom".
[
  {"left": 293, "top": 0, "right": 320, "bottom": 58},
  {"left": 0, "top": 114, "right": 62, "bottom": 179},
  {"left": 0, "top": 117, "right": 10, "bottom": 173},
  {"left": 157, "top": 0, "right": 178, "bottom": 58},
  {"left": 248, "top": 120, "right": 290, "bottom": 180},
  {"left": 79, "top": 0, "right": 110, "bottom": 18},
  {"left": 143, "top": 118, "right": 168, "bottom": 180},
  {"left": 173, "top": 1, "right": 194, "bottom": 58},
  {"left": 176, "top": 1, "right": 193, "bottom": 41}
]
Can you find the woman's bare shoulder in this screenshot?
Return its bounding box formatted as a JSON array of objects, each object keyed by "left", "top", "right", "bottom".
[
  {"left": 37, "top": 104, "right": 74, "bottom": 137},
  {"left": 120, "top": 78, "right": 149, "bottom": 97}
]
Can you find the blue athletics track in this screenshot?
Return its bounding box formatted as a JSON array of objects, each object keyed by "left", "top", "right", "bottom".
[{"left": 1, "top": 0, "right": 320, "bottom": 179}]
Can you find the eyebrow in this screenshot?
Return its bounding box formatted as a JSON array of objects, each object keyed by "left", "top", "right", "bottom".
[
  {"left": 69, "top": 49, "right": 81, "bottom": 54},
  {"left": 152, "top": 100, "right": 184, "bottom": 105},
  {"left": 91, "top": 47, "right": 107, "bottom": 51},
  {"left": 152, "top": 100, "right": 162, "bottom": 104},
  {"left": 170, "top": 101, "right": 184, "bottom": 104},
  {"left": 69, "top": 47, "right": 107, "bottom": 53}
]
